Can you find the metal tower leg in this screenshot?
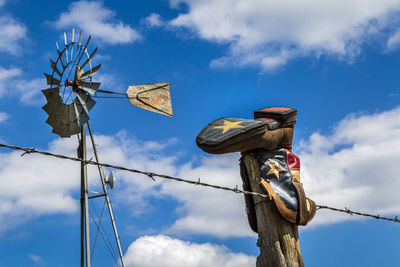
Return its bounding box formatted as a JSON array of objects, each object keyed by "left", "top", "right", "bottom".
[
  {"left": 79, "top": 125, "right": 91, "bottom": 267},
  {"left": 87, "top": 121, "right": 125, "bottom": 267}
]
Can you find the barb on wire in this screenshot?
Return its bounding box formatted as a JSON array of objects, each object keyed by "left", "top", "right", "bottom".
[
  {"left": 1, "top": 142, "right": 399, "bottom": 224},
  {"left": 21, "top": 147, "right": 35, "bottom": 156}
]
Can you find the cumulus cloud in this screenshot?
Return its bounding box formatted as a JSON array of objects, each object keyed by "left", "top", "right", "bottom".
[
  {"left": 142, "top": 13, "right": 164, "bottom": 28},
  {"left": 0, "top": 67, "right": 21, "bottom": 97},
  {"left": 161, "top": 154, "right": 252, "bottom": 238},
  {"left": 124, "top": 235, "right": 256, "bottom": 267},
  {"left": 0, "top": 112, "right": 9, "bottom": 123},
  {"left": 300, "top": 107, "right": 400, "bottom": 225},
  {"left": 0, "top": 138, "right": 79, "bottom": 233},
  {"left": 28, "top": 253, "right": 42, "bottom": 263},
  {"left": 0, "top": 67, "right": 46, "bottom": 104},
  {"left": 95, "top": 72, "right": 123, "bottom": 92},
  {"left": 169, "top": 0, "right": 400, "bottom": 71},
  {"left": 0, "top": 132, "right": 181, "bottom": 234},
  {"left": 79, "top": 132, "right": 250, "bottom": 238},
  {"left": 54, "top": 1, "right": 141, "bottom": 45},
  {"left": 0, "top": 15, "right": 27, "bottom": 55},
  {"left": 15, "top": 77, "right": 47, "bottom": 105},
  {"left": 387, "top": 29, "right": 400, "bottom": 49}
]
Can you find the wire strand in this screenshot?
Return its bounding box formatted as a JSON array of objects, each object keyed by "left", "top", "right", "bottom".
[{"left": 1, "top": 142, "right": 399, "bottom": 224}]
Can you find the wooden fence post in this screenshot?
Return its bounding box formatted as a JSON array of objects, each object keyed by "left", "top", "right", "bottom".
[{"left": 242, "top": 153, "right": 304, "bottom": 267}]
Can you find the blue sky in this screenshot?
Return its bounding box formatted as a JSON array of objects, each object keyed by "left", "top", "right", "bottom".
[{"left": 0, "top": 0, "right": 400, "bottom": 266}]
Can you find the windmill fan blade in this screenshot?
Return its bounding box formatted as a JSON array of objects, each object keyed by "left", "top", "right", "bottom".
[
  {"left": 73, "top": 92, "right": 96, "bottom": 128},
  {"left": 76, "top": 91, "right": 92, "bottom": 115},
  {"left": 79, "top": 81, "right": 100, "bottom": 95},
  {"left": 56, "top": 43, "right": 66, "bottom": 69},
  {"left": 43, "top": 73, "right": 61, "bottom": 86},
  {"left": 81, "top": 64, "right": 101, "bottom": 79},
  {"left": 42, "top": 87, "right": 60, "bottom": 102},
  {"left": 49, "top": 58, "right": 62, "bottom": 77},
  {"left": 76, "top": 35, "right": 91, "bottom": 66},
  {"left": 71, "top": 29, "right": 75, "bottom": 61},
  {"left": 42, "top": 89, "right": 63, "bottom": 118},
  {"left": 75, "top": 66, "right": 85, "bottom": 82},
  {"left": 81, "top": 47, "right": 97, "bottom": 69},
  {"left": 126, "top": 82, "right": 173, "bottom": 117},
  {"left": 72, "top": 30, "right": 84, "bottom": 64},
  {"left": 42, "top": 87, "right": 83, "bottom": 137},
  {"left": 78, "top": 30, "right": 83, "bottom": 45},
  {"left": 64, "top": 32, "right": 68, "bottom": 63}
]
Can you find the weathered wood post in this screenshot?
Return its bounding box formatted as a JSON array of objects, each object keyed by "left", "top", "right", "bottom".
[{"left": 242, "top": 153, "right": 303, "bottom": 267}]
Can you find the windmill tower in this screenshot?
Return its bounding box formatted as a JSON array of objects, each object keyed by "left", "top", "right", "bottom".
[{"left": 42, "top": 29, "right": 173, "bottom": 267}]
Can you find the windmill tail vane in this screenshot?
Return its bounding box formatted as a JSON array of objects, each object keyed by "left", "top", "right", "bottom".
[{"left": 93, "top": 82, "right": 173, "bottom": 117}]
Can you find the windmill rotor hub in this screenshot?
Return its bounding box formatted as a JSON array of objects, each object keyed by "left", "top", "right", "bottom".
[{"left": 65, "top": 78, "right": 81, "bottom": 92}]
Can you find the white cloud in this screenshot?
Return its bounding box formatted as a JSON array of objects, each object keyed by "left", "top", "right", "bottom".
[
  {"left": 161, "top": 154, "right": 252, "bottom": 238},
  {"left": 0, "top": 67, "right": 21, "bottom": 97},
  {"left": 15, "top": 77, "right": 47, "bottom": 105},
  {"left": 169, "top": 0, "right": 400, "bottom": 71},
  {"left": 96, "top": 72, "right": 123, "bottom": 92},
  {"left": 28, "top": 253, "right": 42, "bottom": 263},
  {"left": 387, "top": 30, "right": 400, "bottom": 49},
  {"left": 0, "top": 67, "right": 45, "bottom": 105},
  {"left": 0, "top": 15, "right": 27, "bottom": 55},
  {"left": 0, "top": 132, "right": 180, "bottom": 234},
  {"left": 0, "top": 138, "right": 79, "bottom": 233},
  {"left": 94, "top": 53, "right": 111, "bottom": 61},
  {"left": 300, "top": 107, "right": 400, "bottom": 225},
  {"left": 82, "top": 133, "right": 250, "bottom": 238},
  {"left": 0, "top": 112, "right": 9, "bottom": 123},
  {"left": 54, "top": 1, "right": 141, "bottom": 45},
  {"left": 142, "top": 13, "right": 164, "bottom": 28},
  {"left": 124, "top": 235, "right": 256, "bottom": 267}
]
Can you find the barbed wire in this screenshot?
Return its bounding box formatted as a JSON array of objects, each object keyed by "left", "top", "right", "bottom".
[
  {"left": 0, "top": 143, "right": 399, "bottom": 224},
  {"left": 0, "top": 143, "right": 267, "bottom": 198},
  {"left": 316, "top": 205, "right": 400, "bottom": 223}
]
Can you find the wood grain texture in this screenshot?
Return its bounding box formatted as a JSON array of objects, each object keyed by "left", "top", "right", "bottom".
[{"left": 242, "top": 153, "right": 304, "bottom": 267}]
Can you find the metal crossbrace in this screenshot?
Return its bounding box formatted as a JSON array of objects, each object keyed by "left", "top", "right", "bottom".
[
  {"left": 89, "top": 205, "right": 120, "bottom": 266},
  {"left": 1, "top": 143, "right": 399, "bottom": 224},
  {"left": 90, "top": 199, "right": 107, "bottom": 263}
]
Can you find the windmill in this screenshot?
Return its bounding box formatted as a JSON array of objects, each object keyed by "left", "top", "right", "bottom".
[{"left": 42, "top": 29, "right": 173, "bottom": 267}]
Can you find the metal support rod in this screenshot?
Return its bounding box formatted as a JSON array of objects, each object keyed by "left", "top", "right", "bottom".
[
  {"left": 79, "top": 134, "right": 84, "bottom": 267},
  {"left": 80, "top": 125, "right": 91, "bottom": 267},
  {"left": 87, "top": 121, "right": 125, "bottom": 267}
]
